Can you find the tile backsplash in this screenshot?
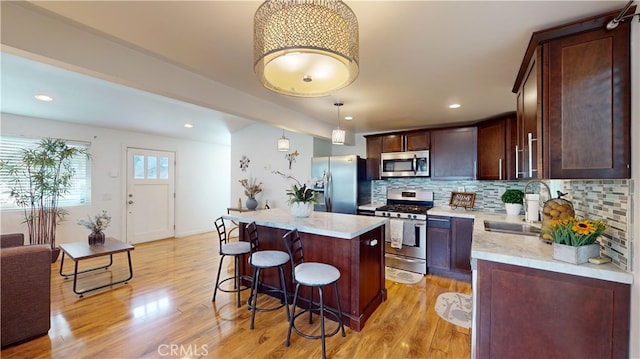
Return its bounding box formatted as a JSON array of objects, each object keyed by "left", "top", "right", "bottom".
[{"left": 371, "top": 178, "right": 633, "bottom": 271}]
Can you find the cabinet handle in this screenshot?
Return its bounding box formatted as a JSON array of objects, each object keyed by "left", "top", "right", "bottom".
[
  {"left": 515, "top": 145, "right": 521, "bottom": 178},
  {"left": 499, "top": 158, "right": 503, "bottom": 180},
  {"left": 474, "top": 161, "right": 477, "bottom": 179},
  {"left": 369, "top": 239, "right": 378, "bottom": 247},
  {"left": 528, "top": 132, "right": 538, "bottom": 177}
]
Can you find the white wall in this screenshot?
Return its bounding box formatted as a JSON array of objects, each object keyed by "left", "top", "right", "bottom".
[
  {"left": 0, "top": 113, "right": 230, "bottom": 243},
  {"left": 230, "top": 124, "right": 366, "bottom": 209}
]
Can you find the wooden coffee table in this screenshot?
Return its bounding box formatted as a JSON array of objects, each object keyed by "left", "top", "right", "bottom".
[{"left": 59, "top": 238, "right": 134, "bottom": 297}]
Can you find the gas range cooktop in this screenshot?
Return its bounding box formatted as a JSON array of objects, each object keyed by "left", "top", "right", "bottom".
[
  {"left": 374, "top": 189, "right": 434, "bottom": 220},
  {"left": 375, "top": 204, "right": 432, "bottom": 215}
]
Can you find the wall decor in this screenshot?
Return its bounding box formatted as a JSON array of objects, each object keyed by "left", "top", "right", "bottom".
[
  {"left": 285, "top": 150, "right": 299, "bottom": 169},
  {"left": 239, "top": 155, "right": 250, "bottom": 171}
]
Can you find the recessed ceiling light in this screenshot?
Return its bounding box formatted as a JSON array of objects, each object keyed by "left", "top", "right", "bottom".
[
  {"left": 184, "top": 123, "right": 193, "bottom": 128},
  {"left": 449, "top": 103, "right": 461, "bottom": 109},
  {"left": 34, "top": 94, "right": 53, "bottom": 102},
  {"left": 344, "top": 116, "right": 353, "bottom": 121}
]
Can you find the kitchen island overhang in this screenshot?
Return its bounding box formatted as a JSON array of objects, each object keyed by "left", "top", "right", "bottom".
[{"left": 223, "top": 208, "right": 389, "bottom": 331}]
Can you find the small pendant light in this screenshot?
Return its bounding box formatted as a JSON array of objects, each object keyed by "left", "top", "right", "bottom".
[
  {"left": 277, "top": 129, "right": 290, "bottom": 151},
  {"left": 332, "top": 102, "right": 345, "bottom": 145}
]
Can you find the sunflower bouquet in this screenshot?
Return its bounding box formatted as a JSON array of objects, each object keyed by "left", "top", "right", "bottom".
[{"left": 542, "top": 217, "right": 607, "bottom": 247}]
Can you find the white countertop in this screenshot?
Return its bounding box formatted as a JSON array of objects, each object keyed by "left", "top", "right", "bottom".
[
  {"left": 428, "top": 207, "right": 633, "bottom": 285},
  {"left": 223, "top": 208, "right": 389, "bottom": 239}
]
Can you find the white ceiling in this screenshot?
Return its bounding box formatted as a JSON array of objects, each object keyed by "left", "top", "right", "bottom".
[{"left": 0, "top": 1, "right": 631, "bottom": 144}]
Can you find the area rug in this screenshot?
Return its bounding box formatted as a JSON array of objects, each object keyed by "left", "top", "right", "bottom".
[
  {"left": 385, "top": 266, "right": 423, "bottom": 284},
  {"left": 435, "top": 292, "right": 472, "bottom": 329}
]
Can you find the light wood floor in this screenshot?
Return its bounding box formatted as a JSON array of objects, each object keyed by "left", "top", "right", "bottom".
[{"left": 1, "top": 232, "right": 472, "bottom": 359}]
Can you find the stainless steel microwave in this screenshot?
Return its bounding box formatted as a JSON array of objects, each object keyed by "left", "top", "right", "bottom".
[{"left": 381, "top": 150, "right": 430, "bottom": 177}]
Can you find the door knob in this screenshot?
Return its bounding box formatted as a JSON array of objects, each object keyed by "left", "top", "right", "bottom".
[{"left": 128, "top": 200, "right": 134, "bottom": 204}]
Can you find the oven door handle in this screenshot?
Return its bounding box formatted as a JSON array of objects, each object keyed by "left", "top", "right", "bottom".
[{"left": 385, "top": 252, "right": 425, "bottom": 263}]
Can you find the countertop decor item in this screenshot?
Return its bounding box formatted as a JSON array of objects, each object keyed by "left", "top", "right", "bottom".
[
  {"left": 273, "top": 170, "right": 317, "bottom": 217},
  {"left": 239, "top": 177, "right": 262, "bottom": 210},
  {"left": 78, "top": 210, "right": 111, "bottom": 246},
  {"left": 501, "top": 189, "right": 524, "bottom": 216},
  {"left": 543, "top": 217, "right": 607, "bottom": 264}
]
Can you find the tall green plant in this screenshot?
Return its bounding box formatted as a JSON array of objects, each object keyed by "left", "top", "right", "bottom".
[{"left": 0, "top": 138, "right": 89, "bottom": 248}]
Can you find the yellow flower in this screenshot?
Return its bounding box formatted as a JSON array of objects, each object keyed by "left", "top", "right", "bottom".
[{"left": 572, "top": 220, "right": 595, "bottom": 235}]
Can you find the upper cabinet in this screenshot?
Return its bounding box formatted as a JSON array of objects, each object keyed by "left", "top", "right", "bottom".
[
  {"left": 477, "top": 112, "right": 517, "bottom": 180},
  {"left": 381, "top": 130, "right": 430, "bottom": 153},
  {"left": 365, "top": 134, "right": 382, "bottom": 180},
  {"left": 512, "top": 7, "right": 632, "bottom": 179},
  {"left": 431, "top": 126, "right": 477, "bottom": 180}
]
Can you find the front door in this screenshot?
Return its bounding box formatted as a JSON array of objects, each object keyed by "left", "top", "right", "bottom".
[{"left": 126, "top": 148, "right": 175, "bottom": 244}]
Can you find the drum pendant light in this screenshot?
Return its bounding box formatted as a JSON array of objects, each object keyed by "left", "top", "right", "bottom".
[{"left": 254, "top": 0, "right": 359, "bottom": 97}]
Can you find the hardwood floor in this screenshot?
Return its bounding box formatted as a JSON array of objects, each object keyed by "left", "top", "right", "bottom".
[{"left": 1, "top": 232, "right": 472, "bottom": 359}]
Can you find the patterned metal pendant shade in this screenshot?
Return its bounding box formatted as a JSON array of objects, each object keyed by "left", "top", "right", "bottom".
[{"left": 254, "top": 0, "right": 359, "bottom": 97}]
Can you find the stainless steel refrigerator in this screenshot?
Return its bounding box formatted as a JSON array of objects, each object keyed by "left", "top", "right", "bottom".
[{"left": 311, "top": 155, "right": 371, "bottom": 214}]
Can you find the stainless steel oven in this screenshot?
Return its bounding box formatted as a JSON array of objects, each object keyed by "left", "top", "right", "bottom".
[{"left": 375, "top": 189, "right": 433, "bottom": 274}]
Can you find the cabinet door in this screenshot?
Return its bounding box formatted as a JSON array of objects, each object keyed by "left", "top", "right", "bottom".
[
  {"left": 477, "top": 115, "right": 517, "bottom": 180},
  {"left": 406, "top": 131, "right": 430, "bottom": 151},
  {"left": 477, "top": 119, "right": 506, "bottom": 180},
  {"left": 431, "top": 127, "right": 478, "bottom": 179},
  {"left": 545, "top": 25, "right": 631, "bottom": 179},
  {"left": 427, "top": 217, "right": 450, "bottom": 271},
  {"left": 477, "top": 260, "right": 630, "bottom": 359},
  {"left": 517, "top": 50, "right": 542, "bottom": 179},
  {"left": 451, "top": 218, "right": 473, "bottom": 274},
  {"left": 381, "top": 135, "right": 403, "bottom": 152},
  {"left": 365, "top": 135, "right": 382, "bottom": 180}
]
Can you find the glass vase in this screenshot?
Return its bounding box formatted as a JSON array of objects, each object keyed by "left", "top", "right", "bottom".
[{"left": 88, "top": 231, "right": 106, "bottom": 246}]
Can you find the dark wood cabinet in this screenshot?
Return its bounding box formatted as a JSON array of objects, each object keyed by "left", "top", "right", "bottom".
[
  {"left": 476, "top": 260, "right": 630, "bottom": 358},
  {"left": 427, "top": 216, "right": 450, "bottom": 272},
  {"left": 381, "top": 130, "right": 430, "bottom": 153},
  {"left": 365, "top": 134, "right": 382, "bottom": 180},
  {"left": 515, "top": 50, "right": 542, "bottom": 179},
  {"left": 451, "top": 217, "right": 473, "bottom": 274},
  {"left": 512, "top": 8, "right": 631, "bottom": 179},
  {"left": 477, "top": 112, "right": 517, "bottom": 180},
  {"left": 427, "top": 215, "right": 472, "bottom": 281},
  {"left": 431, "top": 126, "right": 477, "bottom": 180},
  {"left": 544, "top": 26, "right": 631, "bottom": 179}
]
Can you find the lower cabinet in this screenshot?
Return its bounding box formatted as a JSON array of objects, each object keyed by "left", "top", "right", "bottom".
[
  {"left": 427, "top": 215, "right": 473, "bottom": 281},
  {"left": 476, "top": 260, "right": 630, "bottom": 358}
]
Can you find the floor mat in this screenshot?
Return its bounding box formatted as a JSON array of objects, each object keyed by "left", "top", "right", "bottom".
[
  {"left": 435, "top": 292, "right": 472, "bottom": 329},
  {"left": 385, "top": 266, "right": 423, "bottom": 284}
]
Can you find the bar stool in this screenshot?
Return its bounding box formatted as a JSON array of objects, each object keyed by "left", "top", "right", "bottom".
[
  {"left": 245, "top": 221, "right": 290, "bottom": 329},
  {"left": 281, "top": 229, "right": 346, "bottom": 359},
  {"left": 212, "top": 216, "right": 251, "bottom": 307}
]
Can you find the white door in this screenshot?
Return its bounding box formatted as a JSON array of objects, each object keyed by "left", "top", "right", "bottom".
[{"left": 126, "top": 148, "right": 175, "bottom": 244}]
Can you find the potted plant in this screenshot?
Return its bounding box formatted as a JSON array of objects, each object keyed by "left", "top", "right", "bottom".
[
  {"left": 0, "top": 138, "right": 90, "bottom": 261},
  {"left": 273, "top": 170, "right": 317, "bottom": 218},
  {"left": 501, "top": 189, "right": 524, "bottom": 216},
  {"left": 542, "top": 217, "right": 607, "bottom": 264},
  {"left": 77, "top": 210, "right": 112, "bottom": 246}
]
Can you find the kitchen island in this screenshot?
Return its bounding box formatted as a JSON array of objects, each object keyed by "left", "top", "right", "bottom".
[{"left": 222, "top": 208, "right": 388, "bottom": 331}]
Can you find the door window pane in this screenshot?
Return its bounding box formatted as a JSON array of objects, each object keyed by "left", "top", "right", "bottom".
[
  {"left": 134, "top": 155, "right": 145, "bottom": 179},
  {"left": 147, "top": 156, "right": 157, "bottom": 179},
  {"left": 159, "top": 157, "right": 169, "bottom": 179}
]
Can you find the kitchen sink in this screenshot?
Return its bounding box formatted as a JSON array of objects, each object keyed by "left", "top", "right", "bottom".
[{"left": 483, "top": 220, "right": 541, "bottom": 237}]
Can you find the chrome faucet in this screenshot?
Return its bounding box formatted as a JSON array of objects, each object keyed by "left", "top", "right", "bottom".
[{"left": 523, "top": 180, "right": 552, "bottom": 222}]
